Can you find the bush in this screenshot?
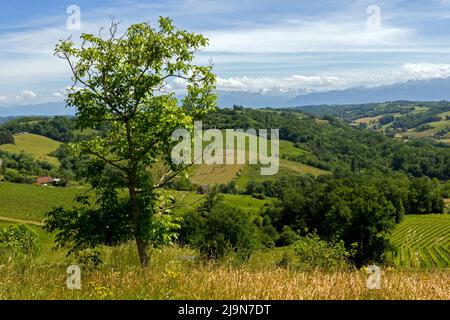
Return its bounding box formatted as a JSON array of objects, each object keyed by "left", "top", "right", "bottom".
[
  {"left": 275, "top": 251, "right": 292, "bottom": 268},
  {"left": 180, "top": 202, "right": 260, "bottom": 261},
  {"left": 293, "top": 234, "right": 354, "bottom": 270},
  {"left": 251, "top": 193, "right": 266, "bottom": 200},
  {"left": 218, "top": 180, "right": 238, "bottom": 194},
  {"left": 0, "top": 224, "right": 40, "bottom": 262},
  {"left": 276, "top": 225, "right": 298, "bottom": 246}
]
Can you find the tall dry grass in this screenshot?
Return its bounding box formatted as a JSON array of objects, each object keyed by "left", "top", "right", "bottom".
[{"left": 0, "top": 245, "right": 448, "bottom": 300}]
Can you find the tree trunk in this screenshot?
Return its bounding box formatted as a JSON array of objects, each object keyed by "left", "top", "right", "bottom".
[
  {"left": 136, "top": 238, "right": 149, "bottom": 268},
  {"left": 128, "top": 172, "right": 149, "bottom": 268}
]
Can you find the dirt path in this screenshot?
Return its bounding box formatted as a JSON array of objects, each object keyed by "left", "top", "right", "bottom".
[{"left": 0, "top": 216, "right": 43, "bottom": 226}]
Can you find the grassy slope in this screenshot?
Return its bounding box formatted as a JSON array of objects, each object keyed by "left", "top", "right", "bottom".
[
  {"left": 0, "top": 182, "right": 272, "bottom": 222},
  {"left": 236, "top": 161, "right": 328, "bottom": 188},
  {"left": 170, "top": 190, "right": 273, "bottom": 214},
  {"left": 0, "top": 133, "right": 60, "bottom": 166}
]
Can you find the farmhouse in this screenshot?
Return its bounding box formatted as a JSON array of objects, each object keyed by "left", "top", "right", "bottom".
[{"left": 35, "top": 176, "right": 60, "bottom": 186}]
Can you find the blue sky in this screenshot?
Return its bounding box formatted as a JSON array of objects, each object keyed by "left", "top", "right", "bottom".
[{"left": 2, "top": 0, "right": 450, "bottom": 105}]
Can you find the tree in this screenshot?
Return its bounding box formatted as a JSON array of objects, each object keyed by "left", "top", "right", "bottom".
[
  {"left": 180, "top": 198, "right": 260, "bottom": 261},
  {"left": 0, "top": 131, "right": 14, "bottom": 145},
  {"left": 266, "top": 173, "right": 399, "bottom": 266},
  {"left": 407, "top": 177, "right": 444, "bottom": 214},
  {"left": 46, "top": 17, "right": 216, "bottom": 267}
]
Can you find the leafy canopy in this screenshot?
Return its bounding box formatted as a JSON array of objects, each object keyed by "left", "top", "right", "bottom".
[{"left": 45, "top": 17, "right": 216, "bottom": 265}]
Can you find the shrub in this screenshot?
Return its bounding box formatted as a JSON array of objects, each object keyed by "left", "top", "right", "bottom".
[
  {"left": 275, "top": 251, "right": 292, "bottom": 268},
  {"left": 218, "top": 180, "right": 238, "bottom": 194},
  {"left": 180, "top": 202, "right": 260, "bottom": 261},
  {"left": 293, "top": 234, "right": 355, "bottom": 270},
  {"left": 276, "top": 225, "right": 298, "bottom": 246},
  {"left": 0, "top": 224, "right": 40, "bottom": 262},
  {"left": 251, "top": 193, "right": 266, "bottom": 200}
]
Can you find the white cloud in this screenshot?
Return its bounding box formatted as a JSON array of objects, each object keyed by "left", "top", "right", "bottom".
[
  {"left": 0, "top": 89, "right": 38, "bottom": 106},
  {"left": 401, "top": 63, "right": 450, "bottom": 79},
  {"left": 20, "top": 90, "right": 37, "bottom": 99},
  {"left": 3, "top": 3, "right": 450, "bottom": 104},
  {"left": 217, "top": 75, "right": 346, "bottom": 92},
  {"left": 215, "top": 63, "right": 450, "bottom": 93},
  {"left": 52, "top": 92, "right": 64, "bottom": 98},
  {"left": 206, "top": 19, "right": 413, "bottom": 54}
]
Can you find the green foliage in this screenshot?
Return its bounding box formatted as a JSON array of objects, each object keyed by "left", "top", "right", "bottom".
[
  {"left": 0, "top": 224, "right": 40, "bottom": 262},
  {"left": 379, "top": 114, "right": 395, "bottom": 125},
  {"left": 0, "top": 130, "right": 14, "bottom": 145},
  {"left": 293, "top": 234, "right": 354, "bottom": 270},
  {"left": 0, "top": 149, "right": 56, "bottom": 182},
  {"left": 262, "top": 171, "right": 402, "bottom": 266},
  {"left": 180, "top": 196, "right": 260, "bottom": 261},
  {"left": 166, "top": 174, "right": 196, "bottom": 191},
  {"left": 44, "top": 174, "right": 181, "bottom": 261},
  {"left": 44, "top": 196, "right": 134, "bottom": 257},
  {"left": 276, "top": 225, "right": 299, "bottom": 246},
  {"left": 407, "top": 177, "right": 444, "bottom": 214},
  {"left": 218, "top": 180, "right": 238, "bottom": 194}
]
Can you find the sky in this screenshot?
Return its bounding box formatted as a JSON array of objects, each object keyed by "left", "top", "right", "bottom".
[{"left": 2, "top": 0, "right": 450, "bottom": 105}]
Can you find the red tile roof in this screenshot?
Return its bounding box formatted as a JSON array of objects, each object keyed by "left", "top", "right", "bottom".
[{"left": 36, "top": 176, "right": 54, "bottom": 185}]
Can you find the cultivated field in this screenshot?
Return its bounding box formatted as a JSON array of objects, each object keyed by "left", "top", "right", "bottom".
[
  {"left": 391, "top": 214, "right": 450, "bottom": 268},
  {"left": 190, "top": 164, "right": 244, "bottom": 185},
  {"left": 0, "top": 181, "right": 85, "bottom": 222},
  {"left": 189, "top": 135, "right": 327, "bottom": 186}
]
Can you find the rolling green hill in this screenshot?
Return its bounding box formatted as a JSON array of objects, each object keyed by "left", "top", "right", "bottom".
[
  {"left": 297, "top": 101, "right": 450, "bottom": 144},
  {"left": 190, "top": 133, "right": 328, "bottom": 186},
  {"left": 0, "top": 133, "right": 61, "bottom": 166}
]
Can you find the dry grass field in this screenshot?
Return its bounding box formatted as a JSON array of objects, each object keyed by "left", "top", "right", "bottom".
[{"left": 0, "top": 245, "right": 448, "bottom": 300}]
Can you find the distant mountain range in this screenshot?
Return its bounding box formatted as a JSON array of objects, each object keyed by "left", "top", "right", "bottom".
[
  {"left": 286, "top": 77, "right": 450, "bottom": 106},
  {"left": 0, "top": 102, "right": 73, "bottom": 117},
  {"left": 217, "top": 77, "right": 450, "bottom": 108},
  {"left": 216, "top": 89, "right": 300, "bottom": 108},
  {"left": 3, "top": 77, "right": 450, "bottom": 116}
]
